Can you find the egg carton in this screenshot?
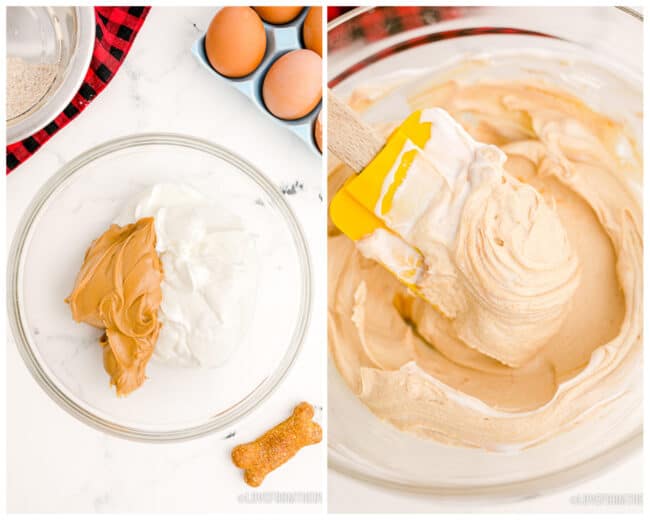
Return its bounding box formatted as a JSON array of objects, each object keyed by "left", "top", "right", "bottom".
[{"left": 192, "top": 8, "right": 321, "bottom": 155}]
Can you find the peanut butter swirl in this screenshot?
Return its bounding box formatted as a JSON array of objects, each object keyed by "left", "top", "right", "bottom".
[{"left": 66, "top": 217, "right": 163, "bottom": 396}]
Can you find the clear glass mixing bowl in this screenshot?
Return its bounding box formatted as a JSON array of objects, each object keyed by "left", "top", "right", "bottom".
[
  {"left": 6, "top": 6, "right": 95, "bottom": 143},
  {"left": 327, "top": 6, "right": 642, "bottom": 498},
  {"left": 8, "top": 134, "right": 312, "bottom": 442}
]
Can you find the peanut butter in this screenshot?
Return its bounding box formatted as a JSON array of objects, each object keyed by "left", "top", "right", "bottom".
[
  {"left": 66, "top": 217, "right": 163, "bottom": 396},
  {"left": 328, "top": 80, "right": 642, "bottom": 450}
]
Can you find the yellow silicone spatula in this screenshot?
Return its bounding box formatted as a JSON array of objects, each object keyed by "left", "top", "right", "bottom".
[{"left": 328, "top": 89, "right": 438, "bottom": 290}]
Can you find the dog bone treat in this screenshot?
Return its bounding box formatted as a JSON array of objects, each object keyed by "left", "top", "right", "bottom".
[
  {"left": 66, "top": 217, "right": 163, "bottom": 396},
  {"left": 232, "top": 402, "right": 322, "bottom": 487}
]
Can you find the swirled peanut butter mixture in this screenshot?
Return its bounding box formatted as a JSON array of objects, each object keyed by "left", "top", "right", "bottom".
[{"left": 328, "top": 80, "right": 642, "bottom": 449}]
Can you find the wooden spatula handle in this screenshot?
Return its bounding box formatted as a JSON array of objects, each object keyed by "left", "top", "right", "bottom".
[{"left": 327, "top": 89, "right": 384, "bottom": 173}]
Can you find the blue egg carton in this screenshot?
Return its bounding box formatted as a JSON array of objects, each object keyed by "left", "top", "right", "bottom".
[{"left": 191, "top": 8, "right": 321, "bottom": 155}]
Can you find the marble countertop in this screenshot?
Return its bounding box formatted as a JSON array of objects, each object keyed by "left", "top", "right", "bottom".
[{"left": 6, "top": 7, "right": 324, "bottom": 514}]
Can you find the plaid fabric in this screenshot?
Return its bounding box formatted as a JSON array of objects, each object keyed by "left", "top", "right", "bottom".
[
  {"left": 328, "top": 6, "right": 465, "bottom": 52},
  {"left": 328, "top": 6, "right": 552, "bottom": 87},
  {"left": 327, "top": 6, "right": 354, "bottom": 21},
  {"left": 6, "top": 6, "right": 151, "bottom": 174}
]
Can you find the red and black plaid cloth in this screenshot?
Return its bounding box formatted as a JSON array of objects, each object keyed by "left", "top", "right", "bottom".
[
  {"left": 328, "top": 6, "right": 465, "bottom": 52},
  {"left": 327, "top": 6, "right": 551, "bottom": 87},
  {"left": 6, "top": 6, "right": 151, "bottom": 174}
]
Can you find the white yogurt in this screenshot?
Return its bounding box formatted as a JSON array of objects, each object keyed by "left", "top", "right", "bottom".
[{"left": 116, "top": 183, "right": 258, "bottom": 368}]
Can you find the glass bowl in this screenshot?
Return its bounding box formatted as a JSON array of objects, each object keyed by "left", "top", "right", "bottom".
[
  {"left": 6, "top": 6, "right": 95, "bottom": 143},
  {"left": 8, "top": 134, "right": 312, "bottom": 442},
  {"left": 327, "top": 6, "right": 642, "bottom": 498}
]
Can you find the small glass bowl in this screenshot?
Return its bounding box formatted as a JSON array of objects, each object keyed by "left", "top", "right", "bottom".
[
  {"left": 327, "top": 5, "right": 642, "bottom": 499},
  {"left": 7, "top": 134, "right": 312, "bottom": 442},
  {"left": 6, "top": 6, "right": 95, "bottom": 143}
]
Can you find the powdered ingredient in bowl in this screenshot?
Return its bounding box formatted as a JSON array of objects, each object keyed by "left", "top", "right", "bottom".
[{"left": 6, "top": 56, "right": 57, "bottom": 120}]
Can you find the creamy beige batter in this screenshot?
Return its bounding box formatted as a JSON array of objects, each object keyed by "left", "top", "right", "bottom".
[{"left": 328, "top": 80, "right": 642, "bottom": 449}]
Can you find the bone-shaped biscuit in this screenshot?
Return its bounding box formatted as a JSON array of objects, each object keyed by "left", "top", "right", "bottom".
[{"left": 231, "top": 402, "right": 322, "bottom": 487}]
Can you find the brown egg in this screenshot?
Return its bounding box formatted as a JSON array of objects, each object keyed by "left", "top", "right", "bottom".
[
  {"left": 253, "top": 7, "right": 304, "bottom": 24},
  {"left": 262, "top": 49, "right": 322, "bottom": 120},
  {"left": 302, "top": 6, "right": 322, "bottom": 57},
  {"left": 205, "top": 7, "right": 266, "bottom": 78},
  {"left": 314, "top": 110, "right": 322, "bottom": 152}
]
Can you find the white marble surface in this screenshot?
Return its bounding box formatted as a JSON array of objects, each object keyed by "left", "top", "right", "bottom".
[{"left": 6, "top": 7, "right": 324, "bottom": 514}]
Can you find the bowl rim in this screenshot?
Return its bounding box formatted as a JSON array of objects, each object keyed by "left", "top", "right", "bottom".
[
  {"left": 326, "top": 5, "right": 643, "bottom": 499},
  {"left": 328, "top": 5, "right": 643, "bottom": 32},
  {"left": 7, "top": 6, "right": 96, "bottom": 144},
  {"left": 7, "top": 132, "right": 313, "bottom": 442},
  {"left": 329, "top": 427, "right": 641, "bottom": 501}
]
